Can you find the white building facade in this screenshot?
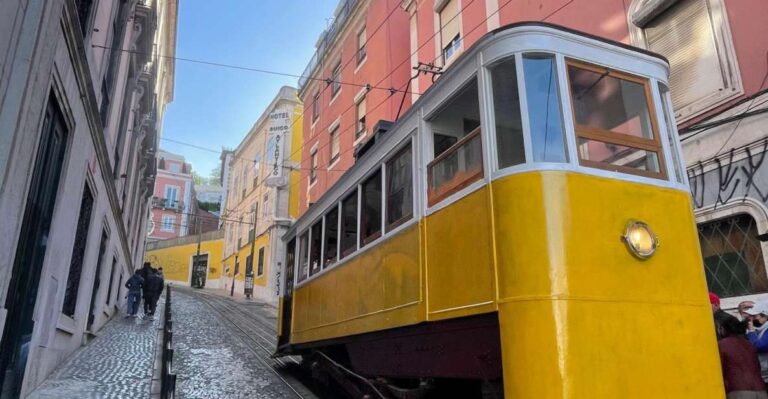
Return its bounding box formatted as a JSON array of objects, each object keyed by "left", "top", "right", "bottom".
[{"left": 0, "top": 0, "right": 177, "bottom": 396}]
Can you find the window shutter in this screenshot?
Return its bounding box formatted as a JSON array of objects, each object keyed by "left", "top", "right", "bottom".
[
  {"left": 357, "top": 98, "right": 366, "bottom": 119},
  {"left": 439, "top": 0, "right": 460, "bottom": 44},
  {"left": 644, "top": 0, "right": 725, "bottom": 114}
]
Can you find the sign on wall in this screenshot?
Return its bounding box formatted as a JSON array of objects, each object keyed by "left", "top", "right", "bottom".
[{"left": 265, "top": 109, "right": 290, "bottom": 187}]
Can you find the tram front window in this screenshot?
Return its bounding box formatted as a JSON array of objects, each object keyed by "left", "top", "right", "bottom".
[
  {"left": 567, "top": 60, "right": 666, "bottom": 179},
  {"left": 427, "top": 78, "right": 483, "bottom": 205},
  {"left": 523, "top": 53, "right": 567, "bottom": 163},
  {"left": 489, "top": 56, "right": 525, "bottom": 168}
]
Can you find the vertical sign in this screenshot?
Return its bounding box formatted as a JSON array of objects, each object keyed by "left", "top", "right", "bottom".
[{"left": 265, "top": 109, "right": 290, "bottom": 187}]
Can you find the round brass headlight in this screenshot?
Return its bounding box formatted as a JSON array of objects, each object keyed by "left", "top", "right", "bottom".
[{"left": 622, "top": 220, "right": 658, "bottom": 259}]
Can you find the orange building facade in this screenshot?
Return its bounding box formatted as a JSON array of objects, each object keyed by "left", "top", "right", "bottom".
[{"left": 297, "top": 0, "right": 412, "bottom": 214}]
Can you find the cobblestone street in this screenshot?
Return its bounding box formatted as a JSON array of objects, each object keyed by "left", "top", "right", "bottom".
[
  {"left": 171, "top": 289, "right": 305, "bottom": 398},
  {"left": 29, "top": 309, "right": 161, "bottom": 399}
]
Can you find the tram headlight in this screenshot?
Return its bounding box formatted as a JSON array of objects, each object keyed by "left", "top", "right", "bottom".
[{"left": 622, "top": 220, "right": 658, "bottom": 259}]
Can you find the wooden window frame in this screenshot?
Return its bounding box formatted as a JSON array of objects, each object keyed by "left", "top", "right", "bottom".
[
  {"left": 565, "top": 59, "right": 667, "bottom": 180},
  {"left": 356, "top": 26, "right": 367, "bottom": 65},
  {"left": 310, "top": 150, "right": 318, "bottom": 183},
  {"left": 312, "top": 90, "right": 320, "bottom": 122},
  {"left": 331, "top": 60, "right": 342, "bottom": 97},
  {"left": 427, "top": 127, "right": 484, "bottom": 207}
]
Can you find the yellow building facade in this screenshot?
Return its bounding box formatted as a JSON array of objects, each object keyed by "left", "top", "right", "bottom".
[
  {"left": 221, "top": 86, "right": 302, "bottom": 305},
  {"left": 144, "top": 230, "right": 224, "bottom": 287}
]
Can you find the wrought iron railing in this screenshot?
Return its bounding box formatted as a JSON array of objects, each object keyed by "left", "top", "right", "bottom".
[{"left": 161, "top": 284, "right": 176, "bottom": 399}]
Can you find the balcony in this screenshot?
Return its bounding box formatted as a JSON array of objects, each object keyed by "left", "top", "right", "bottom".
[{"left": 152, "top": 196, "right": 184, "bottom": 211}]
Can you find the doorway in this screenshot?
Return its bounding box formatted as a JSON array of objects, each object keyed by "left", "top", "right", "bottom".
[{"left": 0, "top": 96, "right": 69, "bottom": 397}]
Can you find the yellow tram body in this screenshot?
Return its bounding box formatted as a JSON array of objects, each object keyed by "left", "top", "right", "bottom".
[{"left": 278, "top": 22, "right": 724, "bottom": 398}]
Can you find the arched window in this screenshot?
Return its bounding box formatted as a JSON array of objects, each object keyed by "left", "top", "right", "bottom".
[{"left": 699, "top": 213, "right": 768, "bottom": 297}]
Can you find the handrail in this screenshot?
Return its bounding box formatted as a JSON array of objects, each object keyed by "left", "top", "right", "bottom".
[
  {"left": 426, "top": 127, "right": 484, "bottom": 206},
  {"left": 427, "top": 127, "right": 482, "bottom": 168}
]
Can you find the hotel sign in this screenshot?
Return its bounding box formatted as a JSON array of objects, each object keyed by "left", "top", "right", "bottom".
[{"left": 265, "top": 109, "right": 290, "bottom": 187}]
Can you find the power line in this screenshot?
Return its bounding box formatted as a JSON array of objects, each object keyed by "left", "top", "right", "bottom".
[{"left": 91, "top": 44, "right": 418, "bottom": 96}]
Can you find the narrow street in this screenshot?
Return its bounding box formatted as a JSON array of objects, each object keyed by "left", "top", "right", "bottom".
[
  {"left": 170, "top": 288, "right": 323, "bottom": 399},
  {"left": 28, "top": 288, "right": 331, "bottom": 399}
]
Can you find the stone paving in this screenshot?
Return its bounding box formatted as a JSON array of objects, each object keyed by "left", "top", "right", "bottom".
[
  {"left": 172, "top": 290, "right": 298, "bottom": 399},
  {"left": 28, "top": 307, "right": 161, "bottom": 399}
]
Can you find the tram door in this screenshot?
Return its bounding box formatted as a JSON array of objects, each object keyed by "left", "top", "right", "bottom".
[{"left": 278, "top": 238, "right": 296, "bottom": 347}]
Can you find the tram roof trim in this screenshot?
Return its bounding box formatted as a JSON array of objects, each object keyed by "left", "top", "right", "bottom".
[{"left": 284, "top": 22, "right": 671, "bottom": 239}]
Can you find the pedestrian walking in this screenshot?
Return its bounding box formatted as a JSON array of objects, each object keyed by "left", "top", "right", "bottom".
[
  {"left": 145, "top": 269, "right": 165, "bottom": 318},
  {"left": 124, "top": 271, "right": 144, "bottom": 317},
  {"left": 719, "top": 316, "right": 768, "bottom": 398},
  {"left": 712, "top": 292, "right": 741, "bottom": 340},
  {"left": 745, "top": 300, "right": 768, "bottom": 383},
  {"left": 139, "top": 262, "right": 156, "bottom": 315}
]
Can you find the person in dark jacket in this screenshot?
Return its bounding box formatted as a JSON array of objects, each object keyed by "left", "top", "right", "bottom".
[
  {"left": 712, "top": 292, "right": 741, "bottom": 340},
  {"left": 139, "top": 262, "right": 155, "bottom": 315},
  {"left": 124, "top": 271, "right": 144, "bottom": 317},
  {"left": 145, "top": 269, "right": 165, "bottom": 318},
  {"left": 719, "top": 316, "right": 768, "bottom": 398}
]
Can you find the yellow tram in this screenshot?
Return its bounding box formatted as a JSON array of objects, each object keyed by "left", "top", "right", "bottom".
[{"left": 276, "top": 22, "right": 723, "bottom": 398}]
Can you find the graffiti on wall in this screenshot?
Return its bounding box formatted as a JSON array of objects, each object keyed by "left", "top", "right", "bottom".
[{"left": 688, "top": 139, "right": 768, "bottom": 210}]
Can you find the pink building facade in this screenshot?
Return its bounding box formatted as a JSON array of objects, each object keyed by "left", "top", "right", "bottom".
[{"left": 148, "top": 150, "right": 194, "bottom": 241}]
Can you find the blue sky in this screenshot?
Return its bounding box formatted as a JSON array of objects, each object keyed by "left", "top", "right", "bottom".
[{"left": 161, "top": 0, "right": 339, "bottom": 180}]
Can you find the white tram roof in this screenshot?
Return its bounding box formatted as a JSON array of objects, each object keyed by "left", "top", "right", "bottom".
[{"left": 284, "top": 21, "right": 670, "bottom": 239}]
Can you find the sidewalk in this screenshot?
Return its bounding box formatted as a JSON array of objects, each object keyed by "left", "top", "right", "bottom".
[{"left": 28, "top": 309, "right": 161, "bottom": 399}]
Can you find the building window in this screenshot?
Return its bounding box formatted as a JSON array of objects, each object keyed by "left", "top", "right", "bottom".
[
  {"left": 489, "top": 56, "right": 525, "bottom": 168},
  {"left": 75, "top": 0, "right": 95, "bottom": 36},
  {"left": 106, "top": 257, "right": 117, "bottom": 305},
  {"left": 361, "top": 169, "right": 382, "bottom": 245},
  {"left": 523, "top": 53, "right": 567, "bottom": 163},
  {"left": 298, "top": 232, "right": 309, "bottom": 282},
  {"left": 62, "top": 185, "right": 95, "bottom": 317},
  {"left": 427, "top": 78, "right": 483, "bottom": 206},
  {"left": 312, "top": 90, "right": 320, "bottom": 122},
  {"left": 356, "top": 97, "right": 366, "bottom": 139},
  {"left": 567, "top": 60, "right": 666, "bottom": 179},
  {"left": 330, "top": 126, "right": 340, "bottom": 163},
  {"left": 257, "top": 247, "right": 265, "bottom": 276},
  {"left": 310, "top": 150, "right": 318, "bottom": 183},
  {"left": 168, "top": 163, "right": 182, "bottom": 173},
  {"left": 262, "top": 193, "right": 270, "bottom": 218},
  {"left": 357, "top": 26, "right": 367, "bottom": 65},
  {"left": 340, "top": 190, "right": 358, "bottom": 258},
  {"left": 629, "top": 0, "right": 741, "bottom": 120},
  {"left": 699, "top": 214, "right": 768, "bottom": 298},
  {"left": 386, "top": 144, "right": 413, "bottom": 231},
  {"left": 309, "top": 220, "right": 322, "bottom": 276},
  {"left": 165, "top": 186, "right": 179, "bottom": 206},
  {"left": 331, "top": 60, "right": 342, "bottom": 97},
  {"left": 161, "top": 215, "right": 175, "bottom": 232},
  {"left": 438, "top": 0, "right": 461, "bottom": 64},
  {"left": 324, "top": 207, "right": 339, "bottom": 267}
]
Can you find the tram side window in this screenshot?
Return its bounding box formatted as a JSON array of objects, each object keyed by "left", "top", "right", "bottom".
[
  {"left": 658, "top": 83, "right": 684, "bottom": 183},
  {"left": 309, "top": 221, "right": 322, "bottom": 276},
  {"left": 567, "top": 60, "right": 666, "bottom": 179},
  {"left": 340, "top": 190, "right": 358, "bottom": 258},
  {"left": 361, "top": 169, "right": 382, "bottom": 245},
  {"left": 427, "top": 78, "right": 483, "bottom": 206},
  {"left": 386, "top": 144, "right": 413, "bottom": 231},
  {"left": 297, "top": 232, "right": 309, "bottom": 282},
  {"left": 489, "top": 56, "right": 524, "bottom": 168},
  {"left": 324, "top": 206, "right": 339, "bottom": 267},
  {"left": 523, "top": 54, "right": 567, "bottom": 163}
]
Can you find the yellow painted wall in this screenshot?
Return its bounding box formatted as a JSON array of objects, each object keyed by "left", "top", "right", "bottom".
[
  {"left": 144, "top": 238, "right": 224, "bottom": 284},
  {"left": 288, "top": 107, "right": 303, "bottom": 219},
  {"left": 222, "top": 233, "right": 270, "bottom": 285}
]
